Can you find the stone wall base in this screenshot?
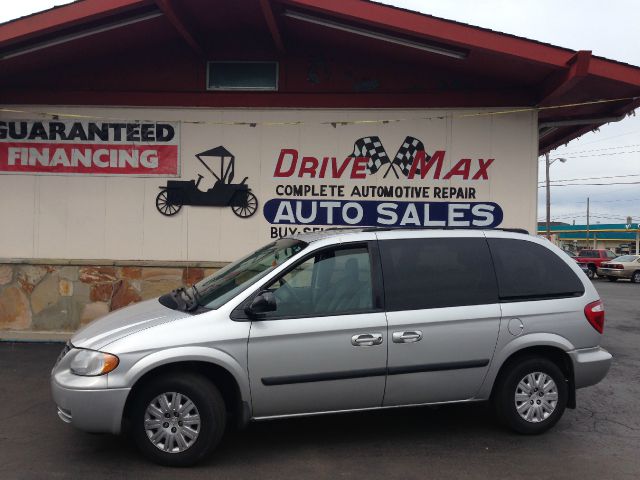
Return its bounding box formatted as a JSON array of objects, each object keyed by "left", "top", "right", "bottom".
[{"left": 0, "top": 262, "right": 221, "bottom": 335}]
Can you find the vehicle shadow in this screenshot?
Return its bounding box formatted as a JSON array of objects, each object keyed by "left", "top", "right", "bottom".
[{"left": 206, "top": 402, "right": 504, "bottom": 466}]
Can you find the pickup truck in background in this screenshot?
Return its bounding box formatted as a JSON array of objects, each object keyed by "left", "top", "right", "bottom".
[{"left": 575, "top": 249, "right": 618, "bottom": 278}]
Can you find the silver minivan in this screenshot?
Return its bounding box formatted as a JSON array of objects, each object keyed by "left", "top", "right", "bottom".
[{"left": 51, "top": 228, "right": 612, "bottom": 466}]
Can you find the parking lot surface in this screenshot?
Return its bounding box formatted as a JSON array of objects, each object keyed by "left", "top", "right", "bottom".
[{"left": 1, "top": 280, "right": 639, "bottom": 480}]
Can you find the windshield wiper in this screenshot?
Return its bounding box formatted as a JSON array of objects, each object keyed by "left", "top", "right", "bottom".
[
  {"left": 168, "top": 287, "right": 199, "bottom": 312},
  {"left": 191, "top": 284, "right": 202, "bottom": 304},
  {"left": 180, "top": 287, "right": 200, "bottom": 311}
]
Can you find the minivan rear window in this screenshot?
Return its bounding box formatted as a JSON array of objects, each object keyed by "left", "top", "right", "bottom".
[
  {"left": 379, "top": 237, "right": 499, "bottom": 311},
  {"left": 488, "top": 238, "right": 584, "bottom": 302}
]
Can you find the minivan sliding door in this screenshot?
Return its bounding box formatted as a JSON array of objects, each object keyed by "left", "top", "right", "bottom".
[{"left": 377, "top": 232, "right": 501, "bottom": 406}]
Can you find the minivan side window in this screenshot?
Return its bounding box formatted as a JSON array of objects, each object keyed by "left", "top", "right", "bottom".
[
  {"left": 379, "top": 237, "right": 499, "bottom": 311},
  {"left": 487, "top": 238, "right": 585, "bottom": 302},
  {"left": 263, "top": 245, "right": 374, "bottom": 318}
]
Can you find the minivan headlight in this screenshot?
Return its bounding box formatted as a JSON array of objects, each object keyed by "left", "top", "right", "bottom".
[{"left": 70, "top": 349, "right": 119, "bottom": 376}]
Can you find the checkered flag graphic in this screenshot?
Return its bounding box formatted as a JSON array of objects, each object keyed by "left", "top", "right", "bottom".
[
  {"left": 392, "top": 136, "right": 428, "bottom": 177},
  {"left": 349, "top": 136, "right": 391, "bottom": 175}
]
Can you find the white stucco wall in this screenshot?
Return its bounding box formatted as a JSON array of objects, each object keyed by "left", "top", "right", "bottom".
[{"left": 0, "top": 106, "right": 538, "bottom": 262}]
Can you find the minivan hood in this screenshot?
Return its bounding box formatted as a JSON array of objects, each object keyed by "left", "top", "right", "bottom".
[{"left": 71, "top": 299, "right": 191, "bottom": 350}]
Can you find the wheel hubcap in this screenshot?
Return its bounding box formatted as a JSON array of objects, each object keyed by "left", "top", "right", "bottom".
[
  {"left": 514, "top": 372, "right": 558, "bottom": 423},
  {"left": 144, "top": 392, "right": 201, "bottom": 453}
]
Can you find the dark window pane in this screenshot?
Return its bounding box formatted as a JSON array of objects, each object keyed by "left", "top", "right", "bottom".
[
  {"left": 266, "top": 246, "right": 373, "bottom": 317},
  {"left": 578, "top": 250, "right": 598, "bottom": 257},
  {"left": 379, "top": 238, "right": 499, "bottom": 311},
  {"left": 488, "top": 238, "right": 584, "bottom": 301},
  {"left": 207, "top": 62, "right": 277, "bottom": 90}
]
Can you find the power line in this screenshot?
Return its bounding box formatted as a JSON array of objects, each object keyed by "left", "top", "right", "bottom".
[
  {"left": 537, "top": 212, "right": 636, "bottom": 220},
  {"left": 561, "top": 150, "right": 640, "bottom": 159},
  {"left": 538, "top": 173, "right": 640, "bottom": 184},
  {"left": 574, "top": 197, "right": 640, "bottom": 204},
  {"left": 539, "top": 149, "right": 640, "bottom": 161},
  {"left": 540, "top": 144, "right": 640, "bottom": 159},
  {"left": 585, "top": 184, "right": 640, "bottom": 198},
  {"left": 538, "top": 181, "right": 640, "bottom": 187},
  {"left": 554, "top": 143, "right": 640, "bottom": 155},
  {"left": 560, "top": 128, "right": 640, "bottom": 148}
]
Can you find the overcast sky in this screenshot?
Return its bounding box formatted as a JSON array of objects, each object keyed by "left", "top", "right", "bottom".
[{"left": 2, "top": 1, "right": 640, "bottom": 226}]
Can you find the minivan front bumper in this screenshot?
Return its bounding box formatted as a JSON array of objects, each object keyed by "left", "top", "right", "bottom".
[
  {"left": 568, "top": 346, "right": 612, "bottom": 389},
  {"left": 51, "top": 378, "right": 130, "bottom": 434}
]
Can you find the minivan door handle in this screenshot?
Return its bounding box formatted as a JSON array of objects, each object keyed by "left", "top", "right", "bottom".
[
  {"left": 392, "top": 331, "right": 423, "bottom": 343},
  {"left": 351, "top": 333, "right": 383, "bottom": 347}
]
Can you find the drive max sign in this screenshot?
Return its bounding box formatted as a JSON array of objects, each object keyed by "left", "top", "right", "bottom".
[
  {"left": 265, "top": 135, "right": 504, "bottom": 233},
  {"left": 0, "top": 120, "right": 180, "bottom": 176}
]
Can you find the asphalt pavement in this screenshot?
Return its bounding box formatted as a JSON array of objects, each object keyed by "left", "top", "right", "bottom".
[{"left": 1, "top": 279, "right": 639, "bottom": 479}]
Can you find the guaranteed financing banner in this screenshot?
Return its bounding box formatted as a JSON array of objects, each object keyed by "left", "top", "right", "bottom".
[{"left": 0, "top": 119, "right": 180, "bottom": 176}]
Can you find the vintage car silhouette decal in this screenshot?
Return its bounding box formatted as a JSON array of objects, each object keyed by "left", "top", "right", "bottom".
[{"left": 156, "top": 146, "right": 258, "bottom": 218}]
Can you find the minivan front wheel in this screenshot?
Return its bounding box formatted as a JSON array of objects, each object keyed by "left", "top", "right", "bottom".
[
  {"left": 493, "top": 357, "right": 567, "bottom": 434},
  {"left": 130, "top": 373, "right": 226, "bottom": 466}
]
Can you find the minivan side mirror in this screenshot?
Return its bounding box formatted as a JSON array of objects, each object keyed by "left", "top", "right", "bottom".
[{"left": 245, "top": 291, "right": 277, "bottom": 317}]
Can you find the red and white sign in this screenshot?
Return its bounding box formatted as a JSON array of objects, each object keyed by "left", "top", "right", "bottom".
[{"left": 0, "top": 120, "right": 180, "bottom": 176}]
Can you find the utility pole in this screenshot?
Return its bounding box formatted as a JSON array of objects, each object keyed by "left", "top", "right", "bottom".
[
  {"left": 586, "top": 197, "right": 590, "bottom": 249},
  {"left": 545, "top": 153, "right": 551, "bottom": 239},
  {"left": 545, "top": 154, "right": 566, "bottom": 241},
  {"left": 626, "top": 216, "right": 637, "bottom": 255},
  {"left": 631, "top": 216, "right": 640, "bottom": 255}
]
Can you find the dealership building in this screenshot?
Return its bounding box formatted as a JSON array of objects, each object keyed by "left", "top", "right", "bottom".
[{"left": 1, "top": 0, "right": 640, "bottom": 336}]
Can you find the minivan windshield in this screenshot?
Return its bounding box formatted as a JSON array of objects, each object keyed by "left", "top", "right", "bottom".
[{"left": 189, "top": 238, "right": 307, "bottom": 310}]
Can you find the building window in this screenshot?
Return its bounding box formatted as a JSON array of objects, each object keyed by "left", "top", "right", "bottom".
[{"left": 206, "top": 61, "right": 278, "bottom": 91}]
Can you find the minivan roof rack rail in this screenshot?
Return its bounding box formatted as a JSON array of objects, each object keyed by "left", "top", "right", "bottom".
[{"left": 324, "top": 226, "right": 529, "bottom": 234}]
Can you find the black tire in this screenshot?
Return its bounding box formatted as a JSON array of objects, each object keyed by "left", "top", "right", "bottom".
[
  {"left": 130, "top": 373, "right": 226, "bottom": 467},
  {"left": 585, "top": 268, "right": 594, "bottom": 279},
  {"left": 493, "top": 357, "right": 567, "bottom": 435},
  {"left": 607, "top": 276, "right": 618, "bottom": 282},
  {"left": 632, "top": 271, "right": 640, "bottom": 284},
  {"left": 588, "top": 265, "right": 597, "bottom": 278}
]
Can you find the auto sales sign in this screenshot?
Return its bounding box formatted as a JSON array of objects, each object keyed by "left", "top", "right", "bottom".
[
  {"left": 0, "top": 119, "right": 180, "bottom": 176},
  {"left": 264, "top": 134, "right": 504, "bottom": 234}
]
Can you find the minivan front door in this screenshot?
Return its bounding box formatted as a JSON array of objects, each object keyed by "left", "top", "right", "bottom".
[
  {"left": 247, "top": 241, "right": 387, "bottom": 418},
  {"left": 377, "top": 232, "right": 502, "bottom": 406}
]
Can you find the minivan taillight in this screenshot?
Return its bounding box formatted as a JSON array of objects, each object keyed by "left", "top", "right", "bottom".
[{"left": 585, "top": 300, "right": 605, "bottom": 334}]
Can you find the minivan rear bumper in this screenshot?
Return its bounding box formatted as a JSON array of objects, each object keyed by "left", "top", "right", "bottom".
[{"left": 568, "top": 347, "right": 612, "bottom": 389}]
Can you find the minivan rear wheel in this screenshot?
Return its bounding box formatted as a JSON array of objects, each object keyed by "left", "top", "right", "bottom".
[
  {"left": 493, "top": 357, "right": 567, "bottom": 434},
  {"left": 130, "top": 373, "right": 226, "bottom": 466}
]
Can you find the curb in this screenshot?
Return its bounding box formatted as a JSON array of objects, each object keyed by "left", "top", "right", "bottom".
[{"left": 0, "top": 330, "right": 71, "bottom": 343}]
